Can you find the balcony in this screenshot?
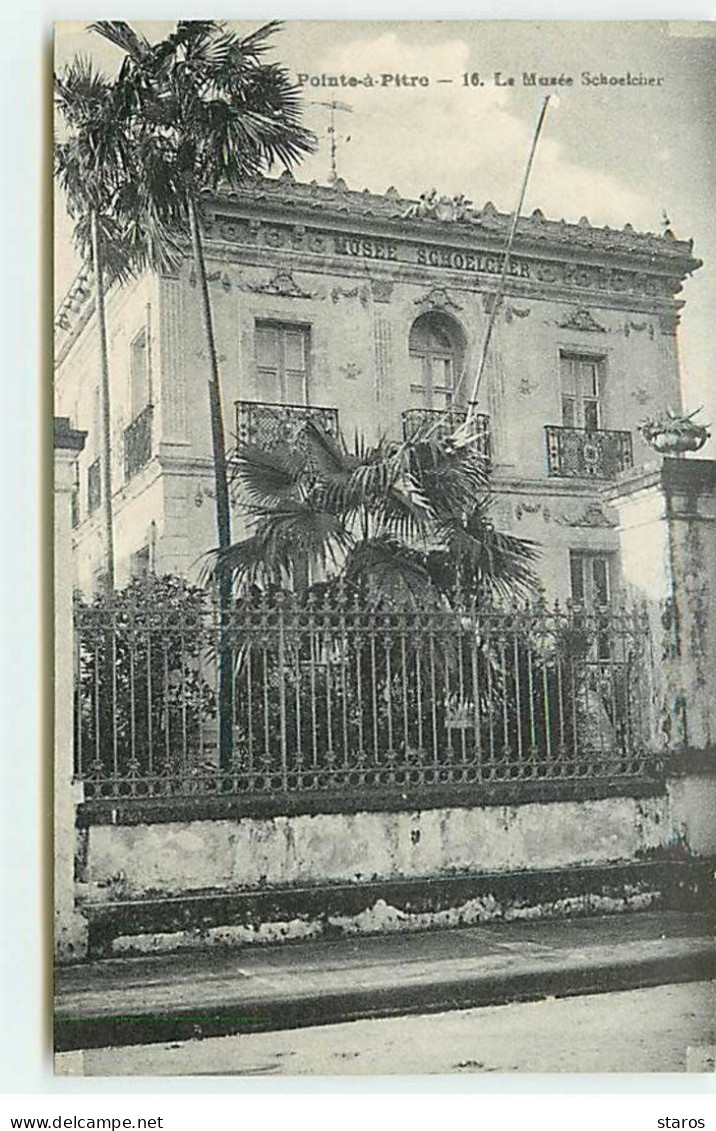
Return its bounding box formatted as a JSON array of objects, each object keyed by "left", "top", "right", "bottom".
[
  {"left": 235, "top": 400, "right": 340, "bottom": 451},
  {"left": 87, "top": 457, "right": 101, "bottom": 514},
  {"left": 124, "top": 404, "right": 153, "bottom": 482},
  {"left": 402, "top": 407, "right": 491, "bottom": 457},
  {"left": 545, "top": 425, "right": 633, "bottom": 480}
]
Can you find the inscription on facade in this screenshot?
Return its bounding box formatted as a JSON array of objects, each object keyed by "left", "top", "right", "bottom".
[{"left": 210, "top": 213, "right": 680, "bottom": 300}]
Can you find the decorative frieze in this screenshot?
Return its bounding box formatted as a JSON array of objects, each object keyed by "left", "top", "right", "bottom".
[
  {"left": 504, "top": 304, "right": 531, "bottom": 323},
  {"left": 244, "top": 269, "right": 321, "bottom": 300},
  {"left": 518, "top": 376, "right": 539, "bottom": 396},
  {"left": 624, "top": 318, "right": 655, "bottom": 339},
  {"left": 631, "top": 387, "right": 651, "bottom": 406},
  {"left": 331, "top": 284, "right": 370, "bottom": 306},
  {"left": 558, "top": 307, "right": 607, "bottom": 333},
  {"left": 515, "top": 500, "right": 552, "bottom": 522},
  {"left": 554, "top": 501, "right": 618, "bottom": 528},
  {"left": 340, "top": 362, "right": 361, "bottom": 381},
  {"left": 414, "top": 286, "right": 463, "bottom": 313},
  {"left": 372, "top": 280, "right": 394, "bottom": 304},
  {"left": 205, "top": 215, "right": 689, "bottom": 302},
  {"left": 401, "top": 190, "right": 475, "bottom": 222}
]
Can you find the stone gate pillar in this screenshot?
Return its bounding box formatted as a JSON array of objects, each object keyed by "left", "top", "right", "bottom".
[
  {"left": 605, "top": 458, "right": 716, "bottom": 856},
  {"left": 54, "top": 417, "right": 87, "bottom": 962}
]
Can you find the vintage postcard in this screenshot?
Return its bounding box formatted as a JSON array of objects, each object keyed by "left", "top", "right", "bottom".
[{"left": 52, "top": 20, "right": 715, "bottom": 1076}]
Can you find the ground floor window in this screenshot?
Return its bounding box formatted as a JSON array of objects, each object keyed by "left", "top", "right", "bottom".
[{"left": 569, "top": 550, "right": 613, "bottom": 608}]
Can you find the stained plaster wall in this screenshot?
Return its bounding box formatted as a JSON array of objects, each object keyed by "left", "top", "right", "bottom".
[
  {"left": 80, "top": 793, "right": 675, "bottom": 904},
  {"left": 56, "top": 190, "right": 689, "bottom": 597}
]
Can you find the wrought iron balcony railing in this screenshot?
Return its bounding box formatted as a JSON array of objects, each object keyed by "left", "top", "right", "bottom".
[
  {"left": 124, "top": 404, "right": 153, "bottom": 482},
  {"left": 545, "top": 425, "right": 633, "bottom": 480},
  {"left": 235, "top": 400, "right": 340, "bottom": 451},
  {"left": 402, "top": 407, "right": 491, "bottom": 457},
  {"left": 87, "top": 457, "right": 101, "bottom": 514}
]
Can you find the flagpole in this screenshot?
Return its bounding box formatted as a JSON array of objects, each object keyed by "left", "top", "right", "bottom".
[{"left": 464, "top": 95, "right": 551, "bottom": 423}]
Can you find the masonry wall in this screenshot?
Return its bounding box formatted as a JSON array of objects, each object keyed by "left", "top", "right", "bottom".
[
  {"left": 55, "top": 183, "right": 691, "bottom": 595},
  {"left": 80, "top": 791, "right": 685, "bottom": 905}
]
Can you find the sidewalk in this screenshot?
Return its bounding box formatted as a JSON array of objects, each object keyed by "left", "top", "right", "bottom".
[{"left": 55, "top": 910, "right": 715, "bottom": 1052}]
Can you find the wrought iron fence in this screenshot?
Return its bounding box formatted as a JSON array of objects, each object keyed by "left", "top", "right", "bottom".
[
  {"left": 235, "top": 401, "right": 340, "bottom": 451},
  {"left": 124, "top": 405, "right": 153, "bottom": 482},
  {"left": 74, "top": 588, "right": 659, "bottom": 803},
  {"left": 402, "top": 408, "right": 491, "bottom": 458},
  {"left": 545, "top": 425, "right": 633, "bottom": 479},
  {"left": 87, "top": 458, "right": 101, "bottom": 514}
]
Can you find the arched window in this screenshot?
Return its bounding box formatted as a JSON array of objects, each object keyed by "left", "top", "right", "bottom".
[{"left": 408, "top": 312, "right": 464, "bottom": 412}]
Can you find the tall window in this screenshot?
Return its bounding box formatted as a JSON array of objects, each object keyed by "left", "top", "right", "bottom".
[
  {"left": 570, "top": 551, "right": 612, "bottom": 608},
  {"left": 560, "top": 353, "right": 604, "bottom": 431},
  {"left": 129, "top": 328, "right": 150, "bottom": 419},
  {"left": 408, "top": 313, "right": 463, "bottom": 412},
  {"left": 255, "top": 321, "right": 309, "bottom": 404}
]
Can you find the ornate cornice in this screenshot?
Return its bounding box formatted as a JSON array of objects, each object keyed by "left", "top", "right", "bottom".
[
  {"left": 208, "top": 172, "right": 700, "bottom": 269},
  {"left": 54, "top": 173, "right": 701, "bottom": 358}
]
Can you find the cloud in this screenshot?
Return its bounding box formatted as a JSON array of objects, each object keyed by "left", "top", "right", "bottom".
[{"left": 298, "top": 30, "right": 657, "bottom": 231}]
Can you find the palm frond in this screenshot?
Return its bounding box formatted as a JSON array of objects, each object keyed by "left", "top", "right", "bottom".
[
  {"left": 89, "top": 21, "right": 153, "bottom": 65},
  {"left": 209, "top": 500, "right": 352, "bottom": 588},
  {"left": 229, "top": 442, "right": 306, "bottom": 507},
  {"left": 343, "top": 537, "right": 433, "bottom": 605}
]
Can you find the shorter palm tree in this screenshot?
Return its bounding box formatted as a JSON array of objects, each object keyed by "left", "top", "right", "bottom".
[{"left": 210, "top": 422, "right": 538, "bottom": 606}]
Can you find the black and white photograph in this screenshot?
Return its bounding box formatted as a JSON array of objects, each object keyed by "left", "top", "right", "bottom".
[{"left": 51, "top": 18, "right": 716, "bottom": 1078}]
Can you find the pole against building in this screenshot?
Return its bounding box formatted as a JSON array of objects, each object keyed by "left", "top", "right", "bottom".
[{"left": 463, "top": 96, "right": 552, "bottom": 426}]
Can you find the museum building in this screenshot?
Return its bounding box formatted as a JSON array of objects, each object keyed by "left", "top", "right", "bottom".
[{"left": 54, "top": 171, "right": 701, "bottom": 601}]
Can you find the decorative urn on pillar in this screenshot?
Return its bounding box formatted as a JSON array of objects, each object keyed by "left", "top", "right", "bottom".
[{"left": 639, "top": 406, "right": 711, "bottom": 457}]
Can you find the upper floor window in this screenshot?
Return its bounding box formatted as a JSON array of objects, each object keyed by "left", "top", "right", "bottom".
[
  {"left": 408, "top": 312, "right": 464, "bottom": 412},
  {"left": 255, "top": 321, "right": 309, "bottom": 404},
  {"left": 130, "top": 328, "right": 150, "bottom": 420},
  {"left": 560, "top": 353, "right": 604, "bottom": 431}
]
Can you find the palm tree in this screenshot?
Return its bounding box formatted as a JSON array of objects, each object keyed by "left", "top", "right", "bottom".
[
  {"left": 211, "top": 421, "right": 538, "bottom": 605},
  {"left": 54, "top": 59, "right": 137, "bottom": 591},
  {"left": 88, "top": 20, "right": 315, "bottom": 765},
  {"left": 89, "top": 20, "right": 315, "bottom": 558}
]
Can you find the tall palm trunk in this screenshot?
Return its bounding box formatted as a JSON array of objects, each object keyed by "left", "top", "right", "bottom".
[
  {"left": 188, "top": 193, "right": 234, "bottom": 769},
  {"left": 90, "top": 208, "right": 116, "bottom": 592}
]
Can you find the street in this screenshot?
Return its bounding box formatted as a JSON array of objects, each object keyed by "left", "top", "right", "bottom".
[{"left": 56, "top": 980, "right": 715, "bottom": 1077}]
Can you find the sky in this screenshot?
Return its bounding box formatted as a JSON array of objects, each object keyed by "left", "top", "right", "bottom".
[{"left": 54, "top": 19, "right": 716, "bottom": 429}]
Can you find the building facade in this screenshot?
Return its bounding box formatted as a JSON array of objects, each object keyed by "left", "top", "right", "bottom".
[{"left": 54, "top": 172, "right": 701, "bottom": 600}]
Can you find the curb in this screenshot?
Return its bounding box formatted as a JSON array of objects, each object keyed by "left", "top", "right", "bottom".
[{"left": 55, "top": 940, "right": 715, "bottom": 1053}]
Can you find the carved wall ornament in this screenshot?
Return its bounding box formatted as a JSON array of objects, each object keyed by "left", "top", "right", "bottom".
[
  {"left": 195, "top": 482, "right": 241, "bottom": 509},
  {"left": 245, "top": 269, "right": 319, "bottom": 300},
  {"left": 414, "top": 286, "right": 463, "bottom": 313},
  {"left": 371, "top": 279, "right": 394, "bottom": 304},
  {"left": 624, "top": 318, "right": 655, "bottom": 340},
  {"left": 402, "top": 189, "right": 475, "bottom": 223},
  {"left": 504, "top": 304, "right": 531, "bottom": 324},
  {"left": 188, "top": 268, "right": 233, "bottom": 291},
  {"left": 515, "top": 501, "right": 552, "bottom": 522},
  {"left": 558, "top": 307, "right": 607, "bottom": 333},
  {"left": 659, "top": 310, "right": 680, "bottom": 336},
  {"left": 631, "top": 387, "right": 651, "bottom": 406},
  {"left": 555, "top": 501, "right": 618, "bottom": 528},
  {"left": 332, "top": 285, "right": 370, "bottom": 307},
  {"left": 340, "top": 362, "right": 362, "bottom": 381},
  {"left": 518, "top": 376, "right": 538, "bottom": 396},
  {"left": 482, "top": 292, "right": 499, "bottom": 314}
]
